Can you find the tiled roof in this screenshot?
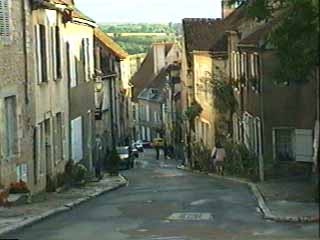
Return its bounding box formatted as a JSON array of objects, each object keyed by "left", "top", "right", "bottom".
[
  {"left": 238, "top": 19, "right": 279, "bottom": 47},
  {"left": 183, "top": 18, "right": 226, "bottom": 53},
  {"left": 131, "top": 48, "right": 155, "bottom": 101},
  {"left": 95, "top": 28, "right": 128, "bottom": 59}
]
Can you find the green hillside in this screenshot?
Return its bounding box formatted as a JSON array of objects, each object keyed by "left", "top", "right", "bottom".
[{"left": 99, "top": 23, "right": 182, "bottom": 54}]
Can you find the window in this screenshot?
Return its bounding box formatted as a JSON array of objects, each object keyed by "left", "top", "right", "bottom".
[
  {"left": 274, "top": 128, "right": 294, "bottom": 161},
  {"left": 35, "top": 24, "right": 48, "bottom": 83},
  {"left": 0, "top": 0, "right": 10, "bottom": 42},
  {"left": 4, "top": 96, "right": 17, "bottom": 157},
  {"left": 71, "top": 117, "right": 83, "bottom": 162}
]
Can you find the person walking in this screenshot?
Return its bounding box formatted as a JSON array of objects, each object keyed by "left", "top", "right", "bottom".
[
  {"left": 94, "top": 135, "right": 103, "bottom": 180},
  {"left": 155, "top": 144, "right": 160, "bottom": 160},
  {"left": 211, "top": 141, "right": 226, "bottom": 175}
]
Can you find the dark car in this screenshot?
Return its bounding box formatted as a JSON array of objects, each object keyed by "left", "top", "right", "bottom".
[{"left": 116, "top": 146, "right": 134, "bottom": 169}]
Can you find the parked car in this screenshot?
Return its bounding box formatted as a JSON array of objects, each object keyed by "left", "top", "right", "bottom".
[
  {"left": 131, "top": 144, "right": 139, "bottom": 158},
  {"left": 137, "top": 140, "right": 151, "bottom": 148},
  {"left": 134, "top": 140, "right": 144, "bottom": 152},
  {"left": 116, "top": 146, "right": 134, "bottom": 170}
]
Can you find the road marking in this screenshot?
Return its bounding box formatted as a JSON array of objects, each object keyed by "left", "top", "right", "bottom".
[
  {"left": 168, "top": 212, "right": 213, "bottom": 221},
  {"left": 139, "top": 237, "right": 187, "bottom": 240},
  {"left": 190, "top": 199, "right": 212, "bottom": 206}
]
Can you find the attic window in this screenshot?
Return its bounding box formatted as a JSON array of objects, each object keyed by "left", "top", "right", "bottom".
[{"left": 0, "top": 0, "right": 10, "bottom": 43}]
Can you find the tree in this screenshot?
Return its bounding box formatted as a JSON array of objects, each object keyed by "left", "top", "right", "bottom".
[{"left": 228, "top": 0, "right": 319, "bottom": 84}]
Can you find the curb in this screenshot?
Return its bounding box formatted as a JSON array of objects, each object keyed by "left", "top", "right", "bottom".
[
  {"left": 177, "top": 165, "right": 319, "bottom": 223},
  {"left": 0, "top": 175, "right": 128, "bottom": 236}
]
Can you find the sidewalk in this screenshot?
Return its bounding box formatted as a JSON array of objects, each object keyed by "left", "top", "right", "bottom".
[
  {"left": 256, "top": 177, "right": 319, "bottom": 222},
  {"left": 177, "top": 165, "right": 319, "bottom": 223},
  {"left": 0, "top": 174, "right": 127, "bottom": 236}
]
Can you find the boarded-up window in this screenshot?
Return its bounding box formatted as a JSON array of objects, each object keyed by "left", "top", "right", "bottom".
[
  {"left": 71, "top": 117, "right": 83, "bottom": 162},
  {"left": 295, "top": 129, "right": 313, "bottom": 162},
  {"left": 0, "top": 0, "right": 10, "bottom": 42},
  {"left": 4, "top": 95, "right": 17, "bottom": 157}
]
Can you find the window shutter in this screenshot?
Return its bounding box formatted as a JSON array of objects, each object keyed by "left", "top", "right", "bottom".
[
  {"left": 39, "top": 24, "right": 47, "bottom": 82},
  {"left": 0, "top": 0, "right": 10, "bottom": 41},
  {"left": 295, "top": 129, "right": 313, "bottom": 162},
  {"left": 35, "top": 25, "right": 42, "bottom": 83},
  {"left": 55, "top": 26, "right": 62, "bottom": 78},
  {"left": 51, "top": 27, "right": 57, "bottom": 80},
  {"left": 71, "top": 117, "right": 83, "bottom": 162}
]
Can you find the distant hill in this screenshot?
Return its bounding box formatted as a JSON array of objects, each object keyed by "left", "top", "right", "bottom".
[{"left": 99, "top": 23, "right": 182, "bottom": 55}]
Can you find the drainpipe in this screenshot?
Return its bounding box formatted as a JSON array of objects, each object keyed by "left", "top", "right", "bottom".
[
  {"left": 258, "top": 50, "right": 265, "bottom": 182},
  {"left": 22, "top": 0, "right": 29, "bottom": 104}
]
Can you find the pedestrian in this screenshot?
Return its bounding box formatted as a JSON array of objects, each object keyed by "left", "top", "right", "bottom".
[
  {"left": 212, "top": 141, "right": 226, "bottom": 175},
  {"left": 163, "top": 141, "right": 168, "bottom": 160},
  {"left": 95, "top": 135, "right": 103, "bottom": 180},
  {"left": 155, "top": 144, "right": 160, "bottom": 160}
]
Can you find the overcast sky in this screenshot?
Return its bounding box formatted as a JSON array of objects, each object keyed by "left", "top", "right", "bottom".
[{"left": 75, "top": 0, "right": 222, "bottom": 23}]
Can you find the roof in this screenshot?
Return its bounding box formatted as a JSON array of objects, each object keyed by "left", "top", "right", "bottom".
[
  {"left": 95, "top": 28, "right": 129, "bottom": 59},
  {"left": 183, "top": 18, "right": 226, "bottom": 53},
  {"left": 131, "top": 48, "right": 155, "bottom": 101},
  {"left": 238, "top": 19, "right": 280, "bottom": 47},
  {"left": 131, "top": 43, "right": 175, "bottom": 101}
]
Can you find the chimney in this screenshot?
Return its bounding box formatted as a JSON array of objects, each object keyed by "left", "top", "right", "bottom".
[{"left": 221, "top": 0, "right": 235, "bottom": 19}]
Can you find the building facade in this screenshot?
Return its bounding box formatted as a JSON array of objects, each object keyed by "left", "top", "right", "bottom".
[
  {"left": 131, "top": 42, "right": 181, "bottom": 142},
  {"left": 94, "top": 28, "right": 128, "bottom": 150},
  {"left": 0, "top": 0, "right": 35, "bottom": 191}
]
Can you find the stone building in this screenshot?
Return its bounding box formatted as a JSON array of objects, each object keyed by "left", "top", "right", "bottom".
[
  {"left": 94, "top": 28, "right": 128, "bottom": 149},
  {"left": 225, "top": 5, "right": 317, "bottom": 179},
  {"left": 181, "top": 18, "right": 230, "bottom": 167},
  {"left": 63, "top": 5, "right": 97, "bottom": 172},
  {"left": 31, "top": 0, "right": 73, "bottom": 192},
  {"left": 0, "top": 0, "right": 35, "bottom": 191},
  {"left": 131, "top": 42, "right": 181, "bottom": 141}
]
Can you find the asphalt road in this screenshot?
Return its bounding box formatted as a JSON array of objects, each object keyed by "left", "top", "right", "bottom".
[{"left": 3, "top": 150, "right": 319, "bottom": 240}]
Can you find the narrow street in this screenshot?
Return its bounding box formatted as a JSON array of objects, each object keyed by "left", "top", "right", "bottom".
[{"left": 3, "top": 150, "right": 318, "bottom": 240}]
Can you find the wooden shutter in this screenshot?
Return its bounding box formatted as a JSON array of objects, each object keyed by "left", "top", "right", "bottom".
[
  {"left": 35, "top": 25, "right": 42, "bottom": 83},
  {"left": 71, "top": 117, "right": 83, "bottom": 162},
  {"left": 55, "top": 26, "right": 62, "bottom": 78},
  {"left": 51, "top": 27, "right": 57, "bottom": 80},
  {"left": 295, "top": 129, "right": 313, "bottom": 162},
  {"left": 0, "top": 0, "right": 10, "bottom": 41},
  {"left": 39, "top": 24, "right": 47, "bottom": 82}
]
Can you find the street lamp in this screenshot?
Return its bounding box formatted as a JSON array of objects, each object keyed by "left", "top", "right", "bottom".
[{"left": 95, "top": 81, "right": 103, "bottom": 92}]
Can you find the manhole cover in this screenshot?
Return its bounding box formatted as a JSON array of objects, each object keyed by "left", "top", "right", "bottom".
[{"left": 168, "top": 212, "right": 213, "bottom": 221}]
